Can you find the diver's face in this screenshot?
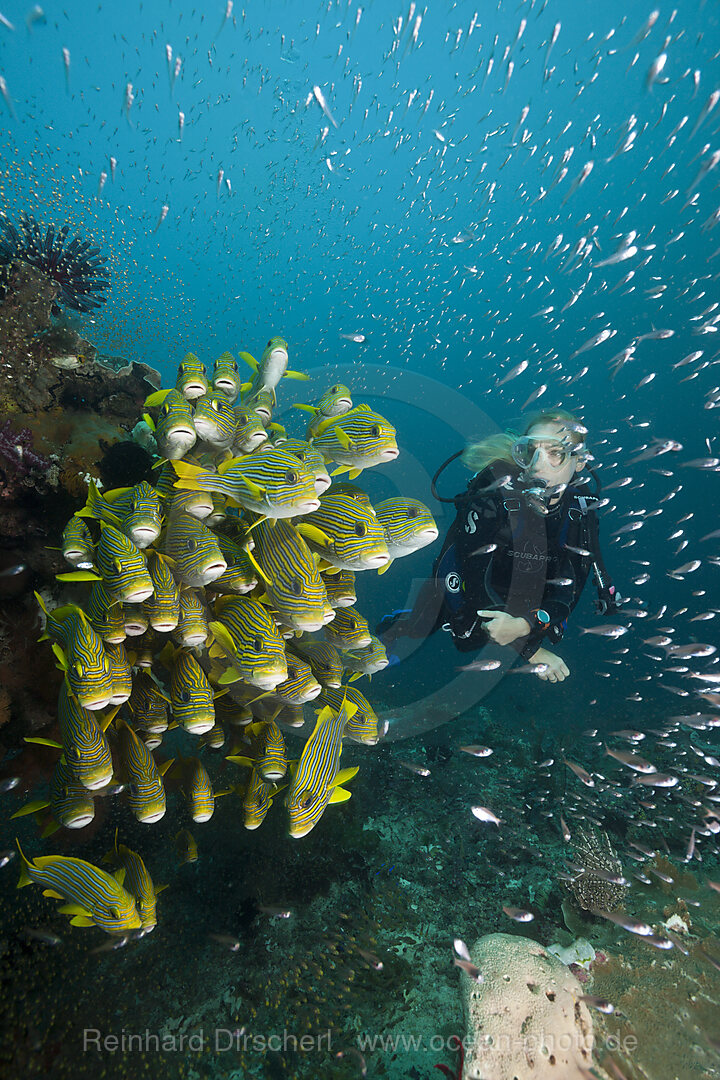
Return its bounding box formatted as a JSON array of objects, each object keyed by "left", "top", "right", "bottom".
[{"left": 524, "top": 422, "right": 585, "bottom": 488}]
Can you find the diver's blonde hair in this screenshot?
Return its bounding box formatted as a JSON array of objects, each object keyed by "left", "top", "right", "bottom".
[{"left": 462, "top": 409, "right": 586, "bottom": 474}]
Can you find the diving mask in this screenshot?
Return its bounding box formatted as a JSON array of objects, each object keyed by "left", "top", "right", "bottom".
[{"left": 511, "top": 435, "right": 576, "bottom": 472}]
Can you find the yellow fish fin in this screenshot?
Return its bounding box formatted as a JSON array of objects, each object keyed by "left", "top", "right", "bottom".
[
  {"left": 333, "top": 427, "right": 352, "bottom": 450},
  {"left": 348, "top": 671, "right": 365, "bottom": 683},
  {"left": 24, "top": 736, "right": 63, "bottom": 749},
  {"left": 43, "top": 889, "right": 66, "bottom": 899},
  {"left": 312, "top": 413, "right": 342, "bottom": 437},
  {"left": 69, "top": 915, "right": 97, "bottom": 927},
  {"left": 100, "top": 704, "right": 122, "bottom": 733},
  {"left": 238, "top": 351, "right": 257, "bottom": 371},
  {"left": 283, "top": 369, "right": 310, "bottom": 381},
  {"left": 11, "top": 799, "right": 50, "bottom": 818},
  {"left": 158, "top": 758, "right": 175, "bottom": 777},
  {"left": 40, "top": 820, "right": 61, "bottom": 839},
  {"left": 51, "top": 643, "right": 68, "bottom": 670},
  {"left": 226, "top": 755, "right": 255, "bottom": 767},
  {"left": 55, "top": 570, "right": 103, "bottom": 583},
  {"left": 216, "top": 455, "right": 245, "bottom": 476},
  {"left": 377, "top": 559, "right": 393, "bottom": 575},
  {"left": 328, "top": 786, "right": 352, "bottom": 804},
  {"left": 217, "top": 667, "right": 244, "bottom": 686},
  {"left": 330, "top": 465, "right": 352, "bottom": 477},
  {"left": 102, "top": 487, "right": 133, "bottom": 502},
  {"left": 142, "top": 412, "right": 156, "bottom": 432},
  {"left": 294, "top": 523, "right": 333, "bottom": 547},
  {"left": 292, "top": 403, "right": 318, "bottom": 414},
  {"left": 112, "top": 868, "right": 126, "bottom": 886},
  {"left": 143, "top": 388, "right": 173, "bottom": 407},
  {"left": 208, "top": 621, "right": 238, "bottom": 656},
  {"left": 170, "top": 459, "right": 204, "bottom": 480},
  {"left": 245, "top": 547, "right": 272, "bottom": 586},
  {"left": 348, "top": 468, "right": 362, "bottom": 480},
  {"left": 333, "top": 766, "right": 359, "bottom": 786}
]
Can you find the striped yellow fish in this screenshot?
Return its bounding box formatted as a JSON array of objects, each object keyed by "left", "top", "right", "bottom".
[
  {"left": 155, "top": 463, "right": 214, "bottom": 519},
  {"left": 309, "top": 404, "right": 399, "bottom": 476},
  {"left": 17, "top": 841, "right": 141, "bottom": 934},
  {"left": 374, "top": 498, "right": 438, "bottom": 571},
  {"left": 60, "top": 515, "right": 94, "bottom": 568},
  {"left": 192, "top": 393, "right": 238, "bottom": 450},
  {"left": 172, "top": 588, "right": 209, "bottom": 648},
  {"left": 163, "top": 514, "right": 227, "bottom": 587},
  {"left": 238, "top": 765, "right": 282, "bottom": 831},
  {"left": 121, "top": 605, "right": 148, "bottom": 637},
  {"left": 214, "top": 694, "right": 252, "bottom": 728},
  {"left": 210, "top": 534, "right": 258, "bottom": 595},
  {"left": 324, "top": 606, "right": 372, "bottom": 650},
  {"left": 36, "top": 594, "right": 114, "bottom": 711},
  {"left": 294, "top": 383, "right": 353, "bottom": 439},
  {"left": 127, "top": 672, "right": 170, "bottom": 735},
  {"left": 271, "top": 654, "right": 322, "bottom": 705},
  {"left": 86, "top": 581, "right": 126, "bottom": 644},
  {"left": 288, "top": 640, "right": 343, "bottom": 689},
  {"left": 286, "top": 698, "right": 359, "bottom": 838},
  {"left": 209, "top": 596, "right": 287, "bottom": 690},
  {"left": 176, "top": 828, "right": 199, "bottom": 864},
  {"left": 56, "top": 680, "right": 115, "bottom": 790},
  {"left": 95, "top": 522, "right": 154, "bottom": 604},
  {"left": 104, "top": 641, "right": 133, "bottom": 704},
  {"left": 78, "top": 481, "right": 162, "bottom": 549},
  {"left": 12, "top": 756, "right": 95, "bottom": 833},
  {"left": 171, "top": 447, "right": 320, "bottom": 519},
  {"left": 108, "top": 481, "right": 163, "bottom": 549},
  {"left": 276, "top": 438, "right": 332, "bottom": 494},
  {"left": 144, "top": 388, "right": 197, "bottom": 459},
  {"left": 232, "top": 405, "right": 270, "bottom": 453},
  {"left": 212, "top": 350, "right": 243, "bottom": 401},
  {"left": 341, "top": 635, "right": 389, "bottom": 678},
  {"left": 321, "top": 568, "right": 357, "bottom": 608},
  {"left": 104, "top": 830, "right": 161, "bottom": 933},
  {"left": 172, "top": 755, "right": 218, "bottom": 822},
  {"left": 251, "top": 518, "right": 333, "bottom": 632},
  {"left": 169, "top": 650, "right": 215, "bottom": 734},
  {"left": 321, "top": 684, "right": 379, "bottom": 746},
  {"left": 175, "top": 352, "right": 209, "bottom": 400},
  {"left": 296, "top": 494, "right": 389, "bottom": 572},
  {"left": 143, "top": 552, "right": 180, "bottom": 631},
  {"left": 116, "top": 718, "right": 172, "bottom": 824},
  {"left": 199, "top": 721, "right": 226, "bottom": 750},
  {"left": 251, "top": 719, "right": 287, "bottom": 781},
  {"left": 240, "top": 336, "right": 308, "bottom": 399}
]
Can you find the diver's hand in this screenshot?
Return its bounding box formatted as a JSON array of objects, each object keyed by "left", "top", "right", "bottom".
[
  {"left": 529, "top": 647, "right": 569, "bottom": 683},
  {"left": 477, "top": 611, "right": 532, "bottom": 646}
]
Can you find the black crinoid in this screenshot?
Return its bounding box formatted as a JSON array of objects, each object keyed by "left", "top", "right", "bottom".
[{"left": 0, "top": 212, "right": 110, "bottom": 312}]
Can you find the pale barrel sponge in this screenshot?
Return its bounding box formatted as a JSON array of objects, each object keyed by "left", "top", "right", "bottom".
[{"left": 461, "top": 933, "right": 595, "bottom": 1080}]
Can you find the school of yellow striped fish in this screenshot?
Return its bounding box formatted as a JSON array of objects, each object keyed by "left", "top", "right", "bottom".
[{"left": 11, "top": 338, "right": 439, "bottom": 937}]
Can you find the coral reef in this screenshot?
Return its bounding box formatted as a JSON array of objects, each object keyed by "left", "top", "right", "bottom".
[
  {"left": 568, "top": 826, "right": 627, "bottom": 913},
  {"left": 0, "top": 220, "right": 160, "bottom": 748},
  {"left": 0, "top": 213, "right": 109, "bottom": 313},
  {"left": 460, "top": 932, "right": 595, "bottom": 1080},
  {"left": 0, "top": 420, "right": 54, "bottom": 502}
]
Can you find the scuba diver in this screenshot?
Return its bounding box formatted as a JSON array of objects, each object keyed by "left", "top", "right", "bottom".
[{"left": 377, "top": 410, "right": 622, "bottom": 684}]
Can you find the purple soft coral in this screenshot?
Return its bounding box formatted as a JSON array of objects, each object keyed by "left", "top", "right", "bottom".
[{"left": 0, "top": 419, "right": 49, "bottom": 493}]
